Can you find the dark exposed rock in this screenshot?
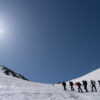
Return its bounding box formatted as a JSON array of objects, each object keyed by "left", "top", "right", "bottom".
[{"left": 1, "top": 66, "right": 29, "bottom": 81}]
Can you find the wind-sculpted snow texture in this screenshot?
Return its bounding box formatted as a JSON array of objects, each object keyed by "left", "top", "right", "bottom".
[{"left": 0, "top": 66, "right": 99, "bottom": 100}]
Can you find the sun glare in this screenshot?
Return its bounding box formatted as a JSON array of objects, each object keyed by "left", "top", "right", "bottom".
[{"left": 0, "top": 29, "right": 4, "bottom": 35}]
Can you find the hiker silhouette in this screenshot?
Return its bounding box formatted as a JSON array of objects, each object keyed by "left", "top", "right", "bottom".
[
  {"left": 62, "top": 82, "right": 67, "bottom": 91},
  {"left": 91, "top": 80, "right": 97, "bottom": 92},
  {"left": 98, "top": 80, "right": 100, "bottom": 87},
  {"left": 75, "top": 82, "right": 83, "bottom": 93},
  {"left": 69, "top": 81, "right": 75, "bottom": 91},
  {"left": 82, "top": 80, "right": 88, "bottom": 92}
]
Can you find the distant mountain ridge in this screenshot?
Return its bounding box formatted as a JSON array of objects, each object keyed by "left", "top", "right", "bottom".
[{"left": 0, "top": 65, "right": 28, "bottom": 81}]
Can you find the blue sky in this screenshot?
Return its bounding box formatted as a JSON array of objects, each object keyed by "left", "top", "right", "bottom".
[{"left": 0, "top": 0, "right": 100, "bottom": 83}]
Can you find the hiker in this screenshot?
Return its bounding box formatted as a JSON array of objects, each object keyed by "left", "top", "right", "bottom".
[
  {"left": 82, "top": 80, "right": 88, "bottom": 92},
  {"left": 75, "top": 82, "right": 83, "bottom": 92},
  {"left": 91, "top": 80, "right": 97, "bottom": 92},
  {"left": 62, "top": 82, "right": 67, "bottom": 91},
  {"left": 98, "top": 80, "right": 100, "bottom": 87},
  {"left": 69, "top": 81, "right": 75, "bottom": 91}
]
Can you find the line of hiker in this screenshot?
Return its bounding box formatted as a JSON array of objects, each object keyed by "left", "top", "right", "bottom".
[{"left": 61, "top": 80, "right": 100, "bottom": 93}]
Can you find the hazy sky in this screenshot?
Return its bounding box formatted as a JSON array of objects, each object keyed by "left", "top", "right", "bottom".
[{"left": 0, "top": 0, "right": 100, "bottom": 83}]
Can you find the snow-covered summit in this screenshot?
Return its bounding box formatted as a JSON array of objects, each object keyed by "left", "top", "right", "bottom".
[
  {"left": 72, "top": 68, "right": 100, "bottom": 82},
  {"left": 0, "top": 65, "right": 28, "bottom": 81}
]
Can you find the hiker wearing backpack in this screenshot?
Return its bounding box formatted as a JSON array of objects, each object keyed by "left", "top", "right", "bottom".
[
  {"left": 69, "top": 81, "right": 75, "bottom": 91},
  {"left": 62, "top": 82, "right": 67, "bottom": 91},
  {"left": 75, "top": 82, "right": 83, "bottom": 93},
  {"left": 98, "top": 80, "right": 100, "bottom": 87},
  {"left": 91, "top": 80, "right": 97, "bottom": 92},
  {"left": 82, "top": 80, "right": 88, "bottom": 92}
]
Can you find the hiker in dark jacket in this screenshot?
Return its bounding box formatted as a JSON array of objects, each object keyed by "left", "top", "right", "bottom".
[
  {"left": 75, "top": 82, "right": 83, "bottom": 92},
  {"left": 62, "top": 82, "right": 67, "bottom": 91},
  {"left": 98, "top": 80, "right": 100, "bottom": 87},
  {"left": 91, "top": 80, "right": 97, "bottom": 92},
  {"left": 69, "top": 81, "right": 75, "bottom": 91},
  {"left": 82, "top": 80, "right": 88, "bottom": 92}
]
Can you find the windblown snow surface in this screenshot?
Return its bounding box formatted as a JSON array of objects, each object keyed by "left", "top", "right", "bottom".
[{"left": 0, "top": 66, "right": 100, "bottom": 100}]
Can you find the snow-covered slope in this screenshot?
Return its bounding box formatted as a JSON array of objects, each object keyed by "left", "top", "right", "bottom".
[
  {"left": 72, "top": 68, "right": 100, "bottom": 82},
  {"left": 0, "top": 66, "right": 99, "bottom": 100}
]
